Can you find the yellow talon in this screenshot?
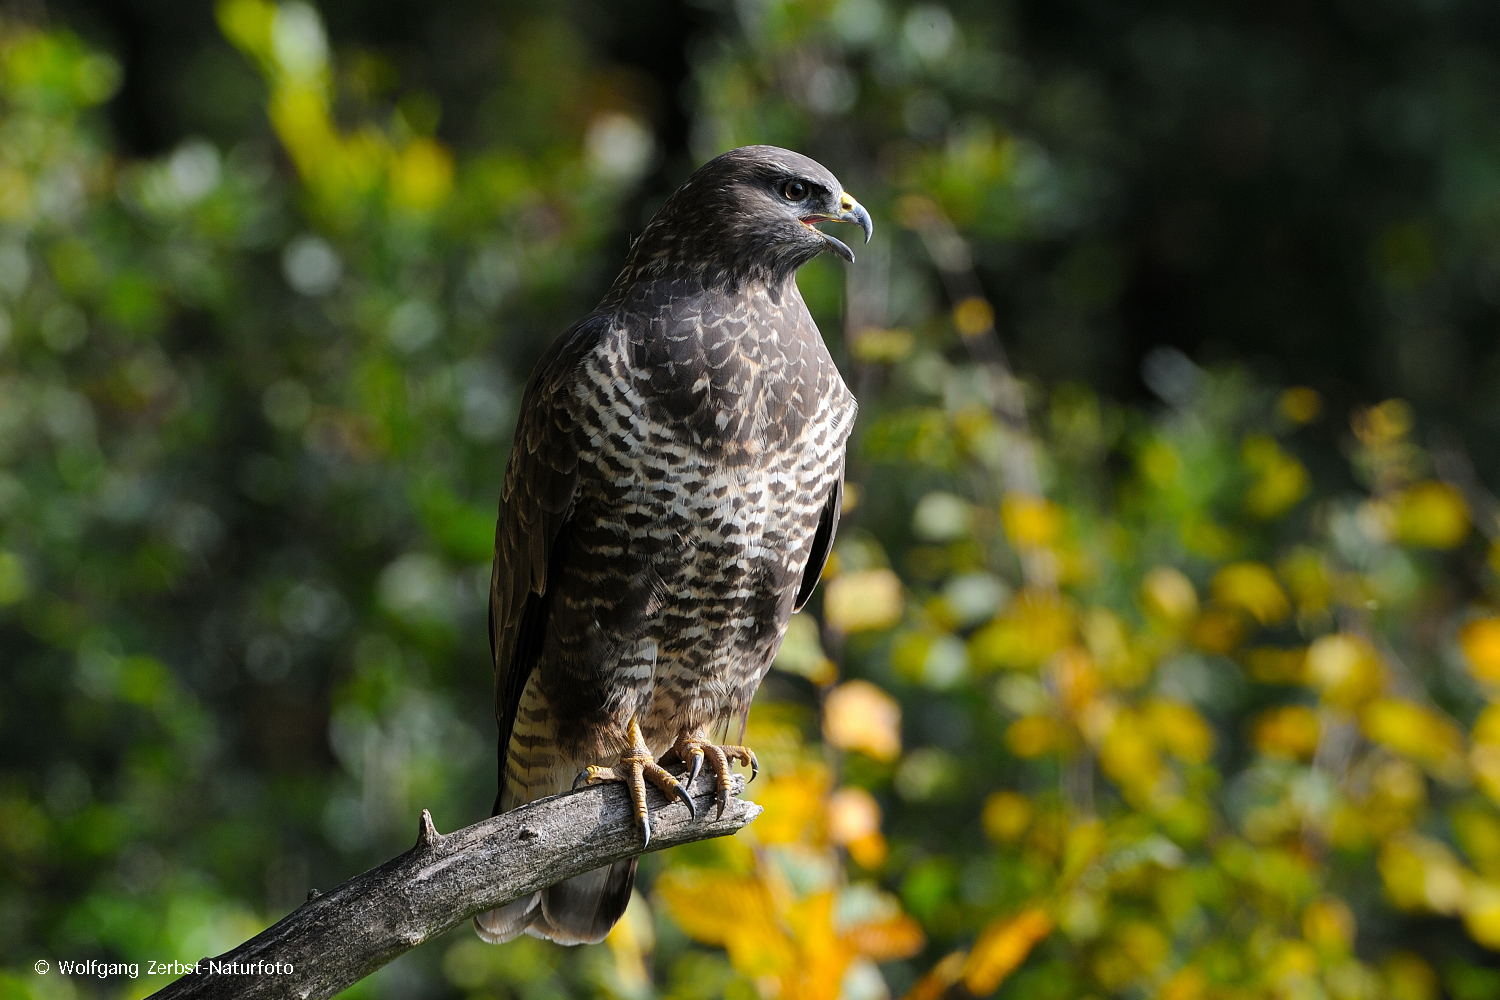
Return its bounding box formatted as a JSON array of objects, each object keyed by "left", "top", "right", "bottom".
[
  {"left": 573, "top": 717, "right": 694, "bottom": 846},
  {"left": 673, "top": 728, "right": 758, "bottom": 819}
]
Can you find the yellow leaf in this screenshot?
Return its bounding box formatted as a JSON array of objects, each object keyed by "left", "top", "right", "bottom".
[
  {"left": 1143, "top": 698, "right": 1215, "bottom": 765},
  {"left": 1252, "top": 705, "right": 1320, "bottom": 760},
  {"left": 658, "top": 877, "right": 856, "bottom": 1000},
  {"left": 1454, "top": 807, "right": 1500, "bottom": 878},
  {"left": 1083, "top": 607, "right": 1146, "bottom": 687},
  {"left": 1061, "top": 819, "right": 1106, "bottom": 881},
  {"left": 655, "top": 869, "right": 791, "bottom": 972},
  {"left": 969, "top": 589, "right": 1075, "bottom": 671},
  {"left": 1005, "top": 715, "right": 1064, "bottom": 758},
  {"left": 1110, "top": 921, "right": 1170, "bottom": 984},
  {"left": 750, "top": 767, "right": 831, "bottom": 846},
  {"left": 953, "top": 296, "right": 995, "bottom": 337},
  {"left": 1098, "top": 710, "right": 1163, "bottom": 793},
  {"left": 1383, "top": 952, "right": 1439, "bottom": 1000},
  {"left": 1372, "top": 758, "right": 1427, "bottom": 814},
  {"left": 851, "top": 327, "right": 916, "bottom": 363},
  {"left": 827, "top": 787, "right": 881, "bottom": 845},
  {"left": 962, "top": 908, "right": 1053, "bottom": 995},
  {"left": 1266, "top": 940, "right": 1318, "bottom": 984},
  {"left": 846, "top": 832, "right": 887, "bottom": 869},
  {"left": 903, "top": 950, "right": 966, "bottom": 1000},
  {"left": 390, "top": 136, "right": 453, "bottom": 212},
  {"left": 1360, "top": 698, "right": 1467, "bottom": 784},
  {"left": 216, "top": 0, "right": 276, "bottom": 64},
  {"left": 1279, "top": 387, "right": 1323, "bottom": 424},
  {"left": 1140, "top": 566, "right": 1198, "bottom": 624},
  {"left": 784, "top": 892, "right": 853, "bottom": 999},
  {"left": 269, "top": 83, "right": 337, "bottom": 177},
  {"left": 1474, "top": 743, "right": 1500, "bottom": 807},
  {"left": 824, "top": 569, "right": 904, "bottom": 633},
  {"left": 1242, "top": 434, "right": 1311, "bottom": 520},
  {"left": 1461, "top": 617, "right": 1500, "bottom": 685},
  {"left": 1379, "top": 834, "right": 1468, "bottom": 915},
  {"left": 1049, "top": 647, "right": 1099, "bottom": 717},
  {"left": 1353, "top": 398, "right": 1413, "bottom": 446},
  {"left": 1302, "top": 897, "right": 1356, "bottom": 953},
  {"left": 1211, "top": 562, "right": 1290, "bottom": 625},
  {"left": 843, "top": 915, "right": 925, "bottom": 962},
  {"left": 1190, "top": 608, "right": 1245, "bottom": 655},
  {"left": 1306, "top": 633, "right": 1383, "bottom": 708},
  {"left": 1160, "top": 966, "right": 1207, "bottom": 1000},
  {"left": 981, "top": 791, "right": 1033, "bottom": 844},
  {"left": 1475, "top": 704, "right": 1500, "bottom": 745},
  {"left": 1279, "top": 547, "right": 1335, "bottom": 615},
  {"left": 823, "top": 680, "right": 902, "bottom": 761},
  {"left": 1394, "top": 481, "right": 1470, "bottom": 549},
  {"left": 1463, "top": 880, "right": 1500, "bottom": 950},
  {"left": 1000, "top": 492, "right": 1061, "bottom": 549},
  {"left": 1181, "top": 518, "right": 1237, "bottom": 560},
  {"left": 742, "top": 702, "right": 813, "bottom": 781}
]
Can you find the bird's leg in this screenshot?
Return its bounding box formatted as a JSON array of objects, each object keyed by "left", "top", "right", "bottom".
[
  {"left": 672, "top": 726, "right": 758, "bottom": 819},
  {"left": 573, "top": 715, "right": 694, "bottom": 847}
]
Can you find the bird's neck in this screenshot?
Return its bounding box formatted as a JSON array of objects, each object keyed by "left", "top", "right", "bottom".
[
  {"left": 604, "top": 213, "right": 821, "bottom": 302},
  {"left": 601, "top": 256, "right": 802, "bottom": 309}
]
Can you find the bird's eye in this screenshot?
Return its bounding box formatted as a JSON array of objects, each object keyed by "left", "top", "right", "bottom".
[{"left": 782, "top": 179, "right": 808, "bottom": 201}]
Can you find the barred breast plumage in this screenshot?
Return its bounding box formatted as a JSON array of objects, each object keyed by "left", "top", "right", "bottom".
[{"left": 475, "top": 146, "right": 870, "bottom": 946}]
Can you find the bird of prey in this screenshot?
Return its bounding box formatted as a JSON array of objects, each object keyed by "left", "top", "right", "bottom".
[{"left": 475, "top": 145, "right": 870, "bottom": 946}]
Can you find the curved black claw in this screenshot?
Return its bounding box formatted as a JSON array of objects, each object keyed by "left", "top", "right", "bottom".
[
  {"left": 640, "top": 812, "right": 651, "bottom": 849},
  {"left": 672, "top": 779, "right": 697, "bottom": 820},
  {"left": 572, "top": 770, "right": 589, "bottom": 791},
  {"left": 748, "top": 755, "right": 759, "bottom": 782},
  {"left": 716, "top": 784, "right": 731, "bottom": 820},
  {"left": 687, "top": 752, "right": 704, "bottom": 787}
]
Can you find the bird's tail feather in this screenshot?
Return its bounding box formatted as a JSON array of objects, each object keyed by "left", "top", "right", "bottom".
[
  {"left": 473, "top": 891, "right": 541, "bottom": 943},
  {"left": 473, "top": 858, "right": 636, "bottom": 946},
  {"left": 538, "top": 858, "right": 638, "bottom": 944}
]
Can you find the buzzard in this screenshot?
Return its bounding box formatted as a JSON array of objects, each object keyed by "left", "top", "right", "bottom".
[{"left": 476, "top": 146, "right": 870, "bottom": 945}]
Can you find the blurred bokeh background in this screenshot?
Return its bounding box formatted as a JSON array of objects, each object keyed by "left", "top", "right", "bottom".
[{"left": 7, "top": 1, "right": 1500, "bottom": 997}]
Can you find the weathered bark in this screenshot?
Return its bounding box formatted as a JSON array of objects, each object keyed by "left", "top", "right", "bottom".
[{"left": 148, "top": 776, "right": 758, "bottom": 1000}]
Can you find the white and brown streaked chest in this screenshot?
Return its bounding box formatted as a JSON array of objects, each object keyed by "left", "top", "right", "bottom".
[{"left": 563, "top": 279, "right": 854, "bottom": 734}]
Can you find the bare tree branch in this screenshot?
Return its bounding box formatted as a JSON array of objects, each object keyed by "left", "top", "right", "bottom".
[{"left": 148, "top": 775, "right": 759, "bottom": 1000}]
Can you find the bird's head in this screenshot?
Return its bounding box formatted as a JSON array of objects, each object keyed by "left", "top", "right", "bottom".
[{"left": 618, "top": 145, "right": 873, "bottom": 291}]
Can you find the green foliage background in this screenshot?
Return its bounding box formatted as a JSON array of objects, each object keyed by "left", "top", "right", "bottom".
[{"left": 6, "top": 2, "right": 1500, "bottom": 999}]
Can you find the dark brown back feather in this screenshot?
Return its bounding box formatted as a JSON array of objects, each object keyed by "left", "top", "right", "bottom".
[{"left": 488, "top": 315, "right": 605, "bottom": 813}]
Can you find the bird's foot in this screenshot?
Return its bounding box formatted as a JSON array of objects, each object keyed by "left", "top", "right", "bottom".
[
  {"left": 573, "top": 720, "right": 693, "bottom": 848},
  {"left": 672, "top": 729, "right": 758, "bottom": 819}
]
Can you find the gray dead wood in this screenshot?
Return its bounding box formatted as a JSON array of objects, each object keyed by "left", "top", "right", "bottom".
[{"left": 147, "top": 775, "right": 758, "bottom": 1000}]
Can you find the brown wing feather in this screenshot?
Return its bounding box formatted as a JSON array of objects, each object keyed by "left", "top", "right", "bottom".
[{"left": 488, "top": 314, "right": 607, "bottom": 814}]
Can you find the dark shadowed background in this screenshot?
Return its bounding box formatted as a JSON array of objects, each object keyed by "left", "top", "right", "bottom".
[{"left": 45, "top": 0, "right": 1500, "bottom": 420}]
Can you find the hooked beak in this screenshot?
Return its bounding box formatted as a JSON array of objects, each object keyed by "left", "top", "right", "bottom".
[{"left": 801, "top": 192, "right": 873, "bottom": 263}]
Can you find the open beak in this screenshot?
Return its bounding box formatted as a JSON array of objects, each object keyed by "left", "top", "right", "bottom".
[{"left": 802, "top": 192, "right": 873, "bottom": 263}]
